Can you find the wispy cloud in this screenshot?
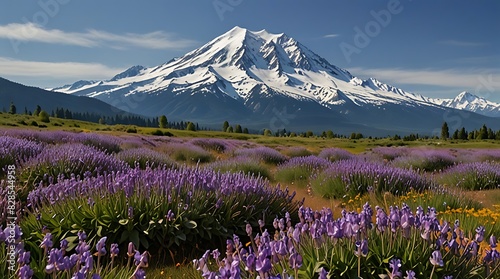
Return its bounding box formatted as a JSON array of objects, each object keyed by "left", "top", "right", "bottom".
[
  {"left": 349, "top": 67, "right": 500, "bottom": 91},
  {"left": 0, "top": 23, "right": 196, "bottom": 50},
  {"left": 0, "top": 57, "right": 124, "bottom": 80},
  {"left": 323, "top": 34, "right": 340, "bottom": 38},
  {"left": 439, "top": 40, "right": 486, "bottom": 47}
]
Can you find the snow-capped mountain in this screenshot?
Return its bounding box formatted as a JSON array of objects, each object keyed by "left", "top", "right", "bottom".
[
  {"left": 431, "top": 91, "right": 500, "bottom": 117},
  {"left": 52, "top": 26, "right": 499, "bottom": 135}
]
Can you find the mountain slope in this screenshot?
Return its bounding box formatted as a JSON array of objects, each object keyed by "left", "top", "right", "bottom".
[
  {"left": 0, "top": 77, "right": 131, "bottom": 117},
  {"left": 52, "top": 27, "right": 500, "bottom": 135}
]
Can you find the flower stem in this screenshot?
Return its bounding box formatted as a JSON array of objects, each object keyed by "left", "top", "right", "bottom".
[{"left": 429, "top": 264, "right": 436, "bottom": 279}]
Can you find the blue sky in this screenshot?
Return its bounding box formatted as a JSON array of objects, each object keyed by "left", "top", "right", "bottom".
[{"left": 0, "top": 0, "right": 499, "bottom": 101}]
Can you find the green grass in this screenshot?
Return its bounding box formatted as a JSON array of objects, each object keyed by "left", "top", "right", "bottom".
[{"left": 2, "top": 112, "right": 499, "bottom": 154}]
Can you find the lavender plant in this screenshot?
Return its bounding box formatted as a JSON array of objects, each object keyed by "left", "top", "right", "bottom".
[
  {"left": 116, "top": 147, "right": 176, "bottom": 169},
  {"left": 23, "top": 167, "right": 300, "bottom": 263},
  {"left": 275, "top": 156, "right": 331, "bottom": 186},
  {"left": 19, "top": 143, "right": 129, "bottom": 189},
  {"left": 311, "top": 159, "right": 433, "bottom": 199},
  {"left": 318, "top": 147, "right": 354, "bottom": 162},
  {"left": 195, "top": 203, "right": 500, "bottom": 278},
  {"left": 207, "top": 157, "right": 271, "bottom": 179},
  {"left": 234, "top": 147, "right": 288, "bottom": 165},
  {"left": 439, "top": 162, "right": 500, "bottom": 190},
  {"left": 0, "top": 136, "right": 44, "bottom": 174},
  {"left": 392, "top": 148, "right": 457, "bottom": 172}
]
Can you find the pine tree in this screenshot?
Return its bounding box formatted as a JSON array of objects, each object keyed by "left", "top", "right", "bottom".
[
  {"left": 235, "top": 124, "right": 242, "bottom": 133},
  {"left": 159, "top": 115, "right": 168, "bottom": 128},
  {"left": 441, "top": 122, "right": 449, "bottom": 140},
  {"left": 243, "top": 127, "right": 249, "bottom": 134},
  {"left": 34, "top": 105, "right": 41, "bottom": 116},
  {"left": 9, "top": 102, "right": 16, "bottom": 114}
]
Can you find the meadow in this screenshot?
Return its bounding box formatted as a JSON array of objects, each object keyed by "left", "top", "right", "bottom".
[{"left": 0, "top": 122, "right": 499, "bottom": 278}]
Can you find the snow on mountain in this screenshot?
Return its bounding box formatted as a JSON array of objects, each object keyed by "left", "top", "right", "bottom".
[
  {"left": 54, "top": 26, "right": 442, "bottom": 109},
  {"left": 431, "top": 91, "right": 500, "bottom": 117},
  {"left": 51, "top": 26, "right": 499, "bottom": 134}
]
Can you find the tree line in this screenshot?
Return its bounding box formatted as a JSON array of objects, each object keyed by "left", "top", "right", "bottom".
[{"left": 5, "top": 102, "right": 207, "bottom": 132}]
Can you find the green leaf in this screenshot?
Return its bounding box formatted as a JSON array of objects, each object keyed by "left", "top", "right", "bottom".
[
  {"left": 176, "top": 232, "right": 186, "bottom": 241},
  {"left": 118, "top": 219, "right": 129, "bottom": 225},
  {"left": 184, "top": 220, "right": 197, "bottom": 229},
  {"left": 130, "top": 230, "right": 140, "bottom": 248}
]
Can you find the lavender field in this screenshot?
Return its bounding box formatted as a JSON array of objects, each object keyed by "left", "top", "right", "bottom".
[{"left": 1, "top": 129, "right": 499, "bottom": 278}]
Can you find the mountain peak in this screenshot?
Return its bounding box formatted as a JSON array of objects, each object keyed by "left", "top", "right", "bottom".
[
  {"left": 455, "top": 91, "right": 477, "bottom": 101},
  {"left": 110, "top": 65, "right": 145, "bottom": 81}
]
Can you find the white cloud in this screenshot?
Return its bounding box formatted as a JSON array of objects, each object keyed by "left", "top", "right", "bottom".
[
  {"left": 349, "top": 67, "right": 500, "bottom": 90},
  {"left": 439, "top": 40, "right": 486, "bottom": 47},
  {"left": 0, "top": 57, "right": 124, "bottom": 80},
  {"left": 0, "top": 23, "right": 196, "bottom": 50},
  {"left": 323, "top": 34, "right": 340, "bottom": 38}
]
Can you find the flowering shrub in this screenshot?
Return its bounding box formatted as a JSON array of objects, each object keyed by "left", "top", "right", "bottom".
[
  {"left": 162, "top": 143, "right": 214, "bottom": 163},
  {"left": 311, "top": 159, "right": 432, "bottom": 199},
  {"left": 79, "top": 133, "right": 122, "bottom": 154},
  {"left": 282, "top": 146, "right": 312, "bottom": 158},
  {"left": 117, "top": 147, "right": 176, "bottom": 169},
  {"left": 371, "top": 146, "right": 410, "bottom": 161},
  {"left": 0, "top": 136, "right": 44, "bottom": 173},
  {"left": 190, "top": 138, "right": 229, "bottom": 153},
  {"left": 207, "top": 157, "right": 271, "bottom": 179},
  {"left": 235, "top": 147, "right": 288, "bottom": 165},
  {"left": 23, "top": 167, "right": 300, "bottom": 262},
  {"left": 439, "top": 162, "right": 500, "bottom": 190},
  {"left": 19, "top": 143, "right": 129, "bottom": 189},
  {"left": 392, "top": 148, "right": 457, "bottom": 172},
  {"left": 318, "top": 147, "right": 354, "bottom": 162},
  {"left": 275, "top": 156, "right": 331, "bottom": 186}
]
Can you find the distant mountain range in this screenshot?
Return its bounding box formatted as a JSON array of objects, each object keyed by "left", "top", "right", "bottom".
[
  {"left": 9, "top": 26, "right": 500, "bottom": 135},
  {"left": 431, "top": 91, "right": 500, "bottom": 118}
]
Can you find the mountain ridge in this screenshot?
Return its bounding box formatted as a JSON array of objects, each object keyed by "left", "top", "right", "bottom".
[{"left": 49, "top": 26, "right": 500, "bottom": 135}]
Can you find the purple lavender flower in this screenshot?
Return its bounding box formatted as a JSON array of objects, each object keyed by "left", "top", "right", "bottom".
[
  {"left": 355, "top": 239, "right": 369, "bottom": 257},
  {"left": 475, "top": 226, "right": 485, "bottom": 242},
  {"left": 40, "top": 233, "right": 53, "bottom": 251},
  {"left": 78, "top": 231, "right": 87, "bottom": 242},
  {"left": 289, "top": 252, "right": 303, "bottom": 269},
  {"left": 430, "top": 250, "right": 444, "bottom": 266},
  {"left": 489, "top": 235, "right": 497, "bottom": 248},
  {"left": 133, "top": 268, "right": 146, "bottom": 279},
  {"left": 110, "top": 243, "right": 119, "bottom": 258},
  {"left": 389, "top": 258, "right": 402, "bottom": 279},
  {"left": 95, "top": 236, "right": 107, "bottom": 256},
  {"left": 17, "top": 251, "right": 30, "bottom": 265},
  {"left": 443, "top": 276, "right": 453, "bottom": 279},
  {"left": 127, "top": 242, "right": 135, "bottom": 257},
  {"left": 404, "top": 270, "right": 416, "bottom": 279},
  {"left": 255, "top": 257, "right": 272, "bottom": 273},
  {"left": 18, "top": 265, "right": 34, "bottom": 279},
  {"left": 318, "top": 267, "right": 328, "bottom": 279}
]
